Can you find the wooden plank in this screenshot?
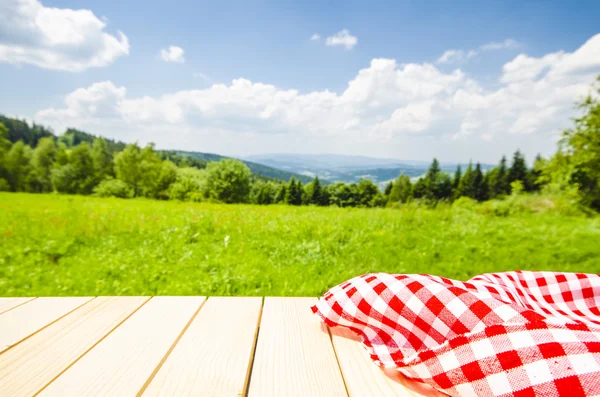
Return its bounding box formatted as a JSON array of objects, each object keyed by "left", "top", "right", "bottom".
[
  {"left": 141, "top": 296, "right": 262, "bottom": 397},
  {"left": 0, "top": 296, "right": 148, "bottom": 397},
  {"left": 247, "top": 297, "right": 348, "bottom": 397},
  {"left": 330, "top": 327, "right": 431, "bottom": 397},
  {"left": 37, "top": 296, "right": 205, "bottom": 397},
  {"left": 0, "top": 297, "right": 92, "bottom": 353},
  {"left": 0, "top": 298, "right": 35, "bottom": 315}
]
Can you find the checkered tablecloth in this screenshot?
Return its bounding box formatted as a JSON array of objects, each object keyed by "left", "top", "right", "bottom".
[{"left": 312, "top": 272, "right": 600, "bottom": 396}]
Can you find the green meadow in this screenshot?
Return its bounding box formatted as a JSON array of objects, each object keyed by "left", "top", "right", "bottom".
[{"left": 1, "top": 192, "right": 599, "bottom": 297}]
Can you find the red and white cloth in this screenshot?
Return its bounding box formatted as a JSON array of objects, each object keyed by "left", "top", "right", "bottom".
[{"left": 312, "top": 272, "right": 600, "bottom": 397}]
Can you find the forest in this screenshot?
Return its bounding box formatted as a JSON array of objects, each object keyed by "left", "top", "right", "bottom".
[{"left": 1, "top": 77, "right": 599, "bottom": 212}]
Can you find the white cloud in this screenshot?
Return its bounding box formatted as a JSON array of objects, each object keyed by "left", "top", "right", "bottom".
[
  {"left": 160, "top": 46, "right": 185, "bottom": 63},
  {"left": 437, "top": 39, "right": 523, "bottom": 65},
  {"left": 310, "top": 34, "right": 321, "bottom": 41},
  {"left": 481, "top": 39, "right": 523, "bottom": 51},
  {"left": 35, "top": 34, "right": 600, "bottom": 162},
  {"left": 325, "top": 29, "right": 358, "bottom": 50},
  {"left": 437, "top": 49, "right": 477, "bottom": 64},
  {"left": 0, "top": 0, "right": 129, "bottom": 71}
]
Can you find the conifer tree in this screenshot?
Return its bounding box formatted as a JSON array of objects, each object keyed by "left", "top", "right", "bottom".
[
  {"left": 275, "top": 184, "right": 287, "bottom": 203},
  {"left": 473, "top": 163, "right": 488, "bottom": 201},
  {"left": 310, "top": 176, "right": 322, "bottom": 205},
  {"left": 452, "top": 165, "right": 462, "bottom": 197},
  {"left": 456, "top": 162, "right": 475, "bottom": 198},
  {"left": 509, "top": 150, "right": 528, "bottom": 190}
]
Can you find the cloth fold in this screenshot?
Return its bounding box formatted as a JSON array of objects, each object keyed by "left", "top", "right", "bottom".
[{"left": 312, "top": 271, "right": 600, "bottom": 397}]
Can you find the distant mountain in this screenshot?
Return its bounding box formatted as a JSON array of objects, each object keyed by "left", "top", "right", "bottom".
[
  {"left": 244, "top": 153, "right": 495, "bottom": 187},
  {"left": 174, "top": 151, "right": 313, "bottom": 183}
]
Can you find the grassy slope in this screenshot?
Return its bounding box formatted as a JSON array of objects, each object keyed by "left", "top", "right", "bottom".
[{"left": 1, "top": 193, "right": 599, "bottom": 296}]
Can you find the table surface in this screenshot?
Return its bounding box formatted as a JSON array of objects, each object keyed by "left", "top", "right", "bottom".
[{"left": 0, "top": 296, "right": 429, "bottom": 397}]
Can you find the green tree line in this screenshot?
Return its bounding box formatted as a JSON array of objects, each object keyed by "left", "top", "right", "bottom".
[
  {"left": 1, "top": 75, "right": 599, "bottom": 210},
  {"left": 0, "top": 120, "right": 550, "bottom": 208}
]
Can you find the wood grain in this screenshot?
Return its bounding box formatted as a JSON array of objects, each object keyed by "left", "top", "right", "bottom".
[
  {"left": 37, "top": 296, "right": 205, "bottom": 397},
  {"left": 0, "top": 298, "right": 35, "bottom": 315},
  {"left": 142, "top": 296, "right": 262, "bottom": 397},
  {"left": 247, "top": 297, "right": 348, "bottom": 397},
  {"left": 0, "top": 297, "right": 92, "bottom": 353},
  {"left": 0, "top": 296, "right": 148, "bottom": 397}
]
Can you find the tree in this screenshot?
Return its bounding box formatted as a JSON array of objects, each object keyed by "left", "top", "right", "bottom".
[
  {"left": 71, "top": 143, "right": 96, "bottom": 194},
  {"left": 555, "top": 76, "right": 600, "bottom": 209},
  {"left": 285, "top": 178, "right": 303, "bottom": 205},
  {"left": 310, "top": 176, "right": 323, "bottom": 205},
  {"left": 412, "top": 178, "right": 428, "bottom": 199},
  {"left": 55, "top": 142, "right": 69, "bottom": 167},
  {"left": 31, "top": 137, "right": 57, "bottom": 192},
  {"left": 356, "top": 179, "right": 379, "bottom": 207},
  {"left": 114, "top": 144, "right": 142, "bottom": 196},
  {"left": 0, "top": 115, "right": 53, "bottom": 146},
  {"left": 509, "top": 150, "right": 529, "bottom": 191},
  {"left": 154, "top": 160, "right": 178, "bottom": 199},
  {"left": 92, "top": 138, "right": 113, "bottom": 181},
  {"left": 388, "top": 175, "right": 412, "bottom": 204},
  {"left": 251, "top": 181, "right": 276, "bottom": 205},
  {"left": 424, "top": 158, "right": 441, "bottom": 200},
  {"left": 138, "top": 143, "right": 165, "bottom": 197},
  {"left": 473, "top": 163, "right": 488, "bottom": 201},
  {"left": 51, "top": 164, "right": 79, "bottom": 194},
  {"left": 274, "top": 184, "right": 287, "bottom": 203},
  {"left": 0, "top": 123, "right": 12, "bottom": 187},
  {"left": 384, "top": 181, "right": 393, "bottom": 197},
  {"left": 456, "top": 162, "right": 475, "bottom": 199},
  {"left": 5, "top": 141, "right": 33, "bottom": 192},
  {"left": 530, "top": 154, "right": 546, "bottom": 192},
  {"left": 452, "top": 166, "right": 462, "bottom": 197},
  {"left": 204, "top": 159, "right": 252, "bottom": 203},
  {"left": 438, "top": 174, "right": 454, "bottom": 201},
  {"left": 328, "top": 182, "right": 359, "bottom": 207},
  {"left": 168, "top": 167, "right": 206, "bottom": 201}
]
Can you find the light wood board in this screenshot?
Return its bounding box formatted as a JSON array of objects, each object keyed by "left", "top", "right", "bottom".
[
  {"left": 247, "top": 297, "right": 348, "bottom": 397},
  {"left": 0, "top": 298, "right": 35, "bottom": 315},
  {"left": 142, "top": 296, "right": 262, "bottom": 397},
  {"left": 0, "top": 296, "right": 148, "bottom": 397},
  {"left": 37, "top": 296, "right": 205, "bottom": 397},
  {"left": 0, "top": 297, "right": 92, "bottom": 353}
]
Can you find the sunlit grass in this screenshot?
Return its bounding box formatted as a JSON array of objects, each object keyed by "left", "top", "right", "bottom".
[{"left": 1, "top": 192, "right": 599, "bottom": 296}]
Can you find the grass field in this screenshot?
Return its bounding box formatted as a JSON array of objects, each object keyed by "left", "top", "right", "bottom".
[{"left": 1, "top": 192, "right": 599, "bottom": 296}]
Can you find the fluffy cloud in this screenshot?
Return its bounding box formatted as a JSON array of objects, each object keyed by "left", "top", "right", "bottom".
[
  {"left": 0, "top": 0, "right": 129, "bottom": 71},
  {"left": 35, "top": 34, "right": 600, "bottom": 162},
  {"left": 310, "top": 34, "right": 321, "bottom": 41},
  {"left": 325, "top": 29, "right": 358, "bottom": 50},
  {"left": 160, "top": 46, "right": 185, "bottom": 63}
]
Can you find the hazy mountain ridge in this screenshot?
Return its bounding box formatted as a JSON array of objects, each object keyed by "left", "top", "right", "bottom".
[{"left": 243, "top": 153, "right": 495, "bottom": 186}]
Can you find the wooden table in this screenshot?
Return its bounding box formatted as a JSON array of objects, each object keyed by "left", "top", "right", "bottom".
[{"left": 0, "top": 297, "right": 429, "bottom": 397}]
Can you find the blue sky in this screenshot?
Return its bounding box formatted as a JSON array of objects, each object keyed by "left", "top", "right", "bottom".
[{"left": 1, "top": 0, "right": 600, "bottom": 162}]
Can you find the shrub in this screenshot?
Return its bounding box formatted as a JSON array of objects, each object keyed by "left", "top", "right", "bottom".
[
  {"left": 452, "top": 196, "right": 478, "bottom": 210},
  {"left": 93, "top": 178, "right": 133, "bottom": 198}
]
